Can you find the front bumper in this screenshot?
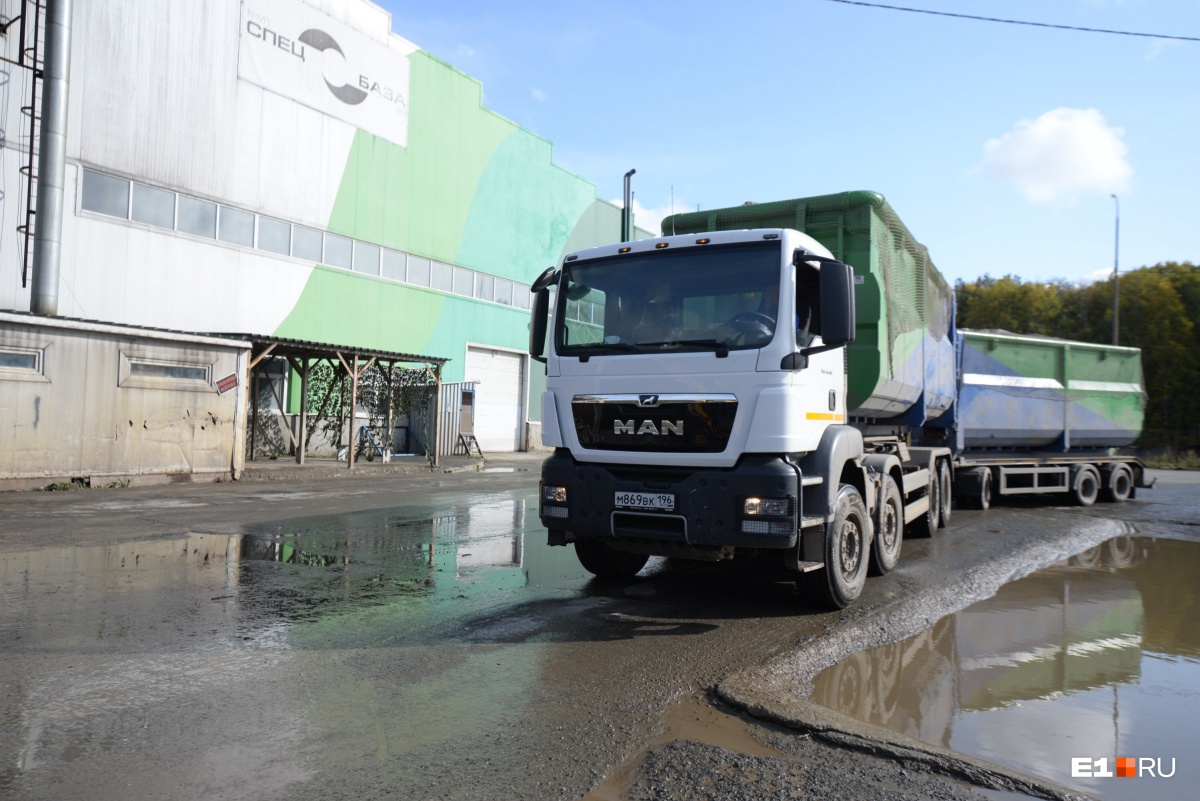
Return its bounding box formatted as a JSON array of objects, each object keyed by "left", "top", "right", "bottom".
[{"left": 538, "top": 449, "right": 799, "bottom": 550}]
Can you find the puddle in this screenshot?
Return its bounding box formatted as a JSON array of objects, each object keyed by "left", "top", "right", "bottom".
[
  {"left": 0, "top": 490, "right": 598, "bottom": 654},
  {"left": 809, "top": 536, "right": 1199, "bottom": 801}
]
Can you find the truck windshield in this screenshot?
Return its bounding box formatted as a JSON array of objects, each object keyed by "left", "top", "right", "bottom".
[{"left": 556, "top": 242, "right": 781, "bottom": 355}]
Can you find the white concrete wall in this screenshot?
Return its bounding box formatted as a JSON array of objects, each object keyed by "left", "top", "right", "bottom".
[{"left": 0, "top": 314, "right": 248, "bottom": 482}]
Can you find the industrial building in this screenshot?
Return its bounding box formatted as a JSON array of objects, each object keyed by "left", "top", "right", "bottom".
[{"left": 0, "top": 0, "right": 645, "bottom": 484}]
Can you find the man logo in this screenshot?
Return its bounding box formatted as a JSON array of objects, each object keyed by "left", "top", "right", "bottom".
[
  {"left": 297, "top": 29, "right": 368, "bottom": 105},
  {"left": 613, "top": 420, "right": 683, "bottom": 436},
  {"left": 637, "top": 395, "right": 660, "bottom": 407}
]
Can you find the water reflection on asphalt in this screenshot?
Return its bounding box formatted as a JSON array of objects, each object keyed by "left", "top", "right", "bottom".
[{"left": 809, "top": 536, "right": 1199, "bottom": 801}]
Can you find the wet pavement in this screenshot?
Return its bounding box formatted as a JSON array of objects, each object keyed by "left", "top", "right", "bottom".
[
  {"left": 808, "top": 536, "right": 1198, "bottom": 801},
  {"left": 0, "top": 461, "right": 1197, "bottom": 800}
]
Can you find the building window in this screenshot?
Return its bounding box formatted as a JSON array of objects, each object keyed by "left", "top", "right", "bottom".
[
  {"left": 474, "top": 273, "right": 494, "bottom": 302},
  {"left": 218, "top": 206, "right": 254, "bottom": 246},
  {"left": 292, "top": 225, "right": 322, "bottom": 261},
  {"left": 452, "top": 265, "right": 473, "bottom": 296},
  {"left": 408, "top": 256, "right": 431, "bottom": 287},
  {"left": 119, "top": 352, "right": 213, "bottom": 391},
  {"left": 79, "top": 168, "right": 533, "bottom": 313},
  {"left": 258, "top": 217, "right": 291, "bottom": 256},
  {"left": 513, "top": 285, "right": 532, "bottom": 310},
  {"left": 324, "top": 233, "right": 352, "bottom": 269},
  {"left": 177, "top": 195, "right": 216, "bottom": 238},
  {"left": 494, "top": 278, "right": 513, "bottom": 306},
  {"left": 131, "top": 183, "right": 176, "bottom": 229},
  {"left": 81, "top": 169, "right": 130, "bottom": 218},
  {"left": 353, "top": 241, "right": 380, "bottom": 275},
  {"left": 0, "top": 345, "right": 47, "bottom": 383},
  {"left": 130, "top": 361, "right": 210, "bottom": 381},
  {"left": 381, "top": 249, "right": 405, "bottom": 281}
]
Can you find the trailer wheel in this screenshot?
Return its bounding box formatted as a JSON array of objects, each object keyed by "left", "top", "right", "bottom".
[
  {"left": 1103, "top": 464, "right": 1134, "bottom": 503},
  {"left": 799, "top": 484, "right": 869, "bottom": 609},
  {"left": 869, "top": 475, "right": 903, "bottom": 576},
  {"left": 976, "top": 469, "right": 993, "bottom": 511},
  {"left": 574, "top": 539, "right": 649, "bottom": 580},
  {"left": 937, "top": 460, "right": 953, "bottom": 528},
  {"left": 1072, "top": 466, "right": 1100, "bottom": 507}
]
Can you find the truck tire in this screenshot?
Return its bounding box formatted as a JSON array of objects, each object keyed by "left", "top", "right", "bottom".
[
  {"left": 1102, "top": 464, "right": 1134, "bottom": 503},
  {"left": 574, "top": 539, "right": 649, "bottom": 580},
  {"left": 799, "top": 484, "right": 869, "bottom": 609},
  {"left": 1072, "top": 466, "right": 1101, "bottom": 507},
  {"left": 868, "top": 475, "right": 902, "bottom": 577},
  {"left": 909, "top": 467, "right": 940, "bottom": 538},
  {"left": 937, "top": 460, "right": 953, "bottom": 528}
]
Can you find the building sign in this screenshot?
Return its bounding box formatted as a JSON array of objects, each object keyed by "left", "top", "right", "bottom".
[
  {"left": 215, "top": 373, "right": 240, "bottom": 395},
  {"left": 238, "top": 0, "right": 415, "bottom": 146}
]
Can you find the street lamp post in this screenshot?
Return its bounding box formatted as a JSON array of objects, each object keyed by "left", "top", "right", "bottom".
[{"left": 1111, "top": 194, "right": 1120, "bottom": 346}]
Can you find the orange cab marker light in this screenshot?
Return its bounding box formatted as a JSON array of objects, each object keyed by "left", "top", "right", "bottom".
[
  {"left": 696, "top": 238, "right": 711, "bottom": 244},
  {"left": 618, "top": 246, "right": 632, "bottom": 253},
  {"left": 655, "top": 242, "right": 669, "bottom": 249}
]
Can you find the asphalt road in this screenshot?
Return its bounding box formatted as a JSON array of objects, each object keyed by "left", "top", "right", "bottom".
[{"left": 1, "top": 459, "right": 1195, "bottom": 801}]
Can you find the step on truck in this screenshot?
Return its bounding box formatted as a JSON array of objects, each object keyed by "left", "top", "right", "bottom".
[{"left": 528, "top": 191, "right": 1150, "bottom": 609}]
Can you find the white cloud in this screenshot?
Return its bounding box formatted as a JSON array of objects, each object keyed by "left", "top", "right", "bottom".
[
  {"left": 610, "top": 197, "right": 694, "bottom": 237},
  {"left": 980, "top": 108, "right": 1132, "bottom": 204},
  {"left": 1146, "top": 39, "right": 1182, "bottom": 60},
  {"left": 530, "top": 87, "right": 546, "bottom": 102},
  {"left": 456, "top": 44, "right": 476, "bottom": 58}
]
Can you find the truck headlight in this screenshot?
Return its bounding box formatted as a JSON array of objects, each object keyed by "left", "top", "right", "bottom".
[
  {"left": 743, "top": 497, "right": 790, "bottom": 516},
  {"left": 543, "top": 485, "right": 568, "bottom": 503}
]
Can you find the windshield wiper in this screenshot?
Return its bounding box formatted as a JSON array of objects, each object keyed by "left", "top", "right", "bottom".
[
  {"left": 567, "top": 341, "right": 643, "bottom": 355},
  {"left": 638, "top": 339, "right": 730, "bottom": 358}
]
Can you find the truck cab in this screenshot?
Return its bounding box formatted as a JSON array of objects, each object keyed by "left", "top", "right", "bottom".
[{"left": 529, "top": 228, "right": 874, "bottom": 608}]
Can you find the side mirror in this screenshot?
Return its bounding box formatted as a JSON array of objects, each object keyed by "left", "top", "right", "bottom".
[
  {"left": 529, "top": 288, "right": 552, "bottom": 363},
  {"left": 819, "top": 260, "right": 856, "bottom": 346},
  {"left": 799, "top": 260, "right": 856, "bottom": 358},
  {"left": 531, "top": 266, "right": 559, "bottom": 293},
  {"left": 529, "top": 267, "right": 559, "bottom": 363}
]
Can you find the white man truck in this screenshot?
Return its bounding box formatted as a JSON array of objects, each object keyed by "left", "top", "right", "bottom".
[{"left": 528, "top": 191, "right": 1149, "bottom": 608}]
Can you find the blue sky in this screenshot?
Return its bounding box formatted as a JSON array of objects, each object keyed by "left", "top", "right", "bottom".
[{"left": 380, "top": 0, "right": 1199, "bottom": 285}]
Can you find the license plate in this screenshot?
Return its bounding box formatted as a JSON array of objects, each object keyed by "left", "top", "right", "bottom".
[{"left": 614, "top": 491, "right": 675, "bottom": 511}]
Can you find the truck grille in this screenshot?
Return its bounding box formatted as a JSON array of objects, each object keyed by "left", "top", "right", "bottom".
[{"left": 571, "top": 394, "right": 738, "bottom": 453}]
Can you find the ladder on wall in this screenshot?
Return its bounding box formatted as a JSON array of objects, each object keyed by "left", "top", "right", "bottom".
[{"left": 0, "top": 0, "right": 47, "bottom": 288}]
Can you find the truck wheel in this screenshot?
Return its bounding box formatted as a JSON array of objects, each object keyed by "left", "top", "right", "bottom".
[
  {"left": 799, "top": 484, "right": 869, "bottom": 609},
  {"left": 937, "top": 460, "right": 953, "bottom": 528},
  {"left": 1072, "top": 466, "right": 1100, "bottom": 507},
  {"left": 869, "top": 475, "right": 902, "bottom": 577},
  {"left": 574, "top": 539, "right": 649, "bottom": 580},
  {"left": 909, "top": 467, "right": 940, "bottom": 538},
  {"left": 1103, "top": 464, "right": 1134, "bottom": 503}
]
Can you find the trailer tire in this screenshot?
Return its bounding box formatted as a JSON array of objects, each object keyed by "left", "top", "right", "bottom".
[
  {"left": 1103, "top": 464, "right": 1134, "bottom": 503},
  {"left": 574, "top": 539, "right": 649, "bottom": 580},
  {"left": 869, "top": 475, "right": 903, "bottom": 577},
  {"left": 937, "top": 460, "right": 953, "bottom": 528},
  {"left": 799, "top": 484, "right": 869, "bottom": 609},
  {"left": 1072, "top": 466, "right": 1101, "bottom": 507}
]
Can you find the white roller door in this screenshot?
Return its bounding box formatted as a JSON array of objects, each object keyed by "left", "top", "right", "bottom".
[{"left": 464, "top": 346, "right": 524, "bottom": 452}]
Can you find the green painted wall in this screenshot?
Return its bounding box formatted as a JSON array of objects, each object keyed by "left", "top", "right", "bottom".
[{"left": 273, "top": 50, "right": 635, "bottom": 423}]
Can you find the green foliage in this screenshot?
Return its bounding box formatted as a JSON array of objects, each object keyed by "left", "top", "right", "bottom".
[
  {"left": 956, "top": 262, "right": 1200, "bottom": 450},
  {"left": 301, "top": 360, "right": 437, "bottom": 457}
]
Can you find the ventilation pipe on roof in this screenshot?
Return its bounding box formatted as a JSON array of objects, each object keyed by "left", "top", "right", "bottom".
[
  {"left": 30, "top": 0, "right": 73, "bottom": 317},
  {"left": 621, "top": 169, "right": 635, "bottom": 242}
]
